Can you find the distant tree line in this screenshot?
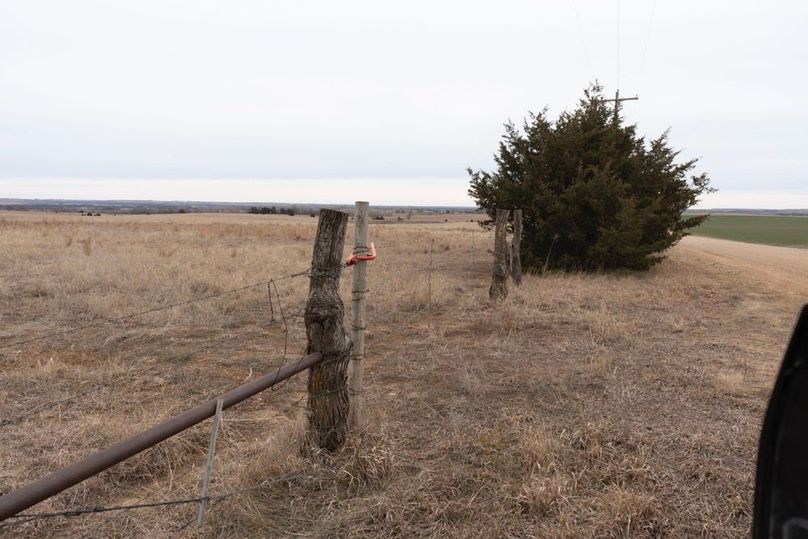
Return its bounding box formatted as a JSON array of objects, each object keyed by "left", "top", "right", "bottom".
[{"left": 248, "top": 206, "right": 296, "bottom": 216}]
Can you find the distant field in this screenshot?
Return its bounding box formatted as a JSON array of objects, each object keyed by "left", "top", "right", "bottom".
[{"left": 690, "top": 214, "right": 808, "bottom": 247}]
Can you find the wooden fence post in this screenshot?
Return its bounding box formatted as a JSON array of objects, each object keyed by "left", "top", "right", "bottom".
[
  {"left": 511, "top": 209, "right": 523, "bottom": 286},
  {"left": 348, "top": 201, "right": 369, "bottom": 429},
  {"left": 306, "top": 209, "right": 352, "bottom": 451},
  {"left": 489, "top": 209, "right": 510, "bottom": 300}
]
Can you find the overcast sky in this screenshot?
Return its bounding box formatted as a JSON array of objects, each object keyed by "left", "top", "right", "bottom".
[{"left": 1, "top": 0, "right": 806, "bottom": 207}]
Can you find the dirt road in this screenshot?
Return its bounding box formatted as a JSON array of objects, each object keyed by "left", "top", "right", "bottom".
[{"left": 678, "top": 235, "right": 808, "bottom": 295}]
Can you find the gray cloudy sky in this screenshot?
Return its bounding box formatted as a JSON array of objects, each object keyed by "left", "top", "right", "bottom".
[{"left": 1, "top": 0, "right": 806, "bottom": 207}]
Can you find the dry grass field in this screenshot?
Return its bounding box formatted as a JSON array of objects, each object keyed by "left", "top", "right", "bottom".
[{"left": 1, "top": 211, "right": 806, "bottom": 537}]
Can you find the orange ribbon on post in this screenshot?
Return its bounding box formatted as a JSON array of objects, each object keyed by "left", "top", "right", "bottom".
[{"left": 344, "top": 242, "right": 377, "bottom": 267}]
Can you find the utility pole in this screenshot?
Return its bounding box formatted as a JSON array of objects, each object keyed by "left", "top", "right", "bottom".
[{"left": 601, "top": 89, "right": 638, "bottom": 124}]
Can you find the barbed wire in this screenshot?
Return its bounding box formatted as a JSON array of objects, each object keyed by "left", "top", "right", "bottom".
[
  {"left": 0, "top": 478, "right": 278, "bottom": 526},
  {"left": 3, "top": 300, "right": 345, "bottom": 430},
  {"left": 0, "top": 271, "right": 315, "bottom": 433},
  {"left": 0, "top": 384, "right": 104, "bottom": 428},
  {"left": 0, "top": 305, "right": 312, "bottom": 432},
  {"left": 153, "top": 313, "right": 303, "bottom": 366},
  {"left": 0, "top": 420, "right": 344, "bottom": 529},
  {"left": 0, "top": 267, "right": 315, "bottom": 354},
  {"left": 1, "top": 256, "right": 360, "bottom": 357},
  {"left": 0, "top": 259, "right": 359, "bottom": 528},
  {"left": 269, "top": 279, "right": 290, "bottom": 359},
  {"left": 1, "top": 399, "right": 318, "bottom": 528}
]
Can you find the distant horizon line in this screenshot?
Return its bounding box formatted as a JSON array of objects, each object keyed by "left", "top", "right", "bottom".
[
  {"left": 1, "top": 179, "right": 806, "bottom": 210},
  {"left": 0, "top": 197, "right": 477, "bottom": 209},
  {"left": 2, "top": 197, "right": 808, "bottom": 213}
]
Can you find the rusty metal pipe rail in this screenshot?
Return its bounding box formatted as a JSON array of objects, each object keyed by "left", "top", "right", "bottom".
[{"left": 0, "top": 352, "right": 324, "bottom": 521}]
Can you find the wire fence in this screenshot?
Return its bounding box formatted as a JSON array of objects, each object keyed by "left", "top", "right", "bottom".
[
  {"left": 0, "top": 211, "right": 509, "bottom": 533},
  {"left": 0, "top": 314, "right": 309, "bottom": 433},
  {"left": 0, "top": 257, "right": 355, "bottom": 529},
  {"left": 0, "top": 351, "right": 341, "bottom": 530},
  {"left": 0, "top": 417, "right": 346, "bottom": 532},
  {"left": 0, "top": 261, "right": 324, "bottom": 425},
  {"left": 0, "top": 267, "right": 311, "bottom": 354}
]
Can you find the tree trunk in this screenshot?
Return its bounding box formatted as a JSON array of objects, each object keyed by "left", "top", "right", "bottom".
[
  {"left": 306, "top": 209, "right": 352, "bottom": 451},
  {"left": 489, "top": 209, "right": 510, "bottom": 300}
]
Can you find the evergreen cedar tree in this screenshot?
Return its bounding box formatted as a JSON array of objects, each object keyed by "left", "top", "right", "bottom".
[{"left": 468, "top": 85, "right": 713, "bottom": 271}]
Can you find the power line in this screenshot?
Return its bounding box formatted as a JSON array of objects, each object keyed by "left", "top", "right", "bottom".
[
  {"left": 616, "top": 0, "right": 621, "bottom": 90},
  {"left": 638, "top": 0, "right": 657, "bottom": 94},
  {"left": 570, "top": 0, "right": 593, "bottom": 80}
]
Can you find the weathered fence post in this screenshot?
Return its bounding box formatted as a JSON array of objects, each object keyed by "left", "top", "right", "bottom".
[
  {"left": 511, "top": 209, "right": 523, "bottom": 286},
  {"left": 348, "top": 201, "right": 368, "bottom": 429},
  {"left": 489, "top": 209, "right": 510, "bottom": 300},
  {"left": 306, "top": 209, "right": 352, "bottom": 451}
]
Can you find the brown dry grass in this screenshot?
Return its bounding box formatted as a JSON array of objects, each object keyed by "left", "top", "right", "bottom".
[{"left": 0, "top": 210, "right": 803, "bottom": 537}]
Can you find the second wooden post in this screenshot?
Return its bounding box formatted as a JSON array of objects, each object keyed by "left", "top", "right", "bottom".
[
  {"left": 306, "top": 209, "right": 353, "bottom": 451},
  {"left": 489, "top": 209, "right": 510, "bottom": 300},
  {"left": 348, "top": 201, "right": 369, "bottom": 428}
]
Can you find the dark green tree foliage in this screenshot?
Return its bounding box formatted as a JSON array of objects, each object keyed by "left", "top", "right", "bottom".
[{"left": 468, "top": 85, "right": 713, "bottom": 271}]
